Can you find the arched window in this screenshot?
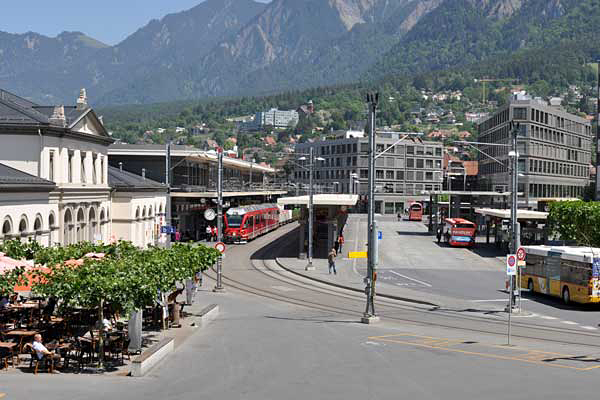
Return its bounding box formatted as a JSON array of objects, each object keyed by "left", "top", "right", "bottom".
[
  {"left": 19, "top": 216, "right": 28, "bottom": 235},
  {"left": 34, "top": 215, "right": 42, "bottom": 232},
  {"left": 88, "top": 208, "right": 97, "bottom": 242},
  {"left": 49, "top": 213, "right": 56, "bottom": 246},
  {"left": 64, "top": 209, "right": 73, "bottom": 245},
  {"left": 76, "top": 208, "right": 85, "bottom": 242},
  {"left": 2, "top": 217, "right": 12, "bottom": 241}
]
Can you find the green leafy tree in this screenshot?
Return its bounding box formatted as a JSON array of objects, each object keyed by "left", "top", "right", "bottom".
[{"left": 547, "top": 201, "right": 600, "bottom": 246}]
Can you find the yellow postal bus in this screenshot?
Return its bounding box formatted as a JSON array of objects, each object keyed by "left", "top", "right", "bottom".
[{"left": 521, "top": 246, "right": 600, "bottom": 305}]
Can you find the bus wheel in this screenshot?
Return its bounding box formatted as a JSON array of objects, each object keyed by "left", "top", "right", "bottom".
[
  {"left": 562, "top": 287, "right": 570, "bottom": 305},
  {"left": 527, "top": 279, "right": 534, "bottom": 294}
]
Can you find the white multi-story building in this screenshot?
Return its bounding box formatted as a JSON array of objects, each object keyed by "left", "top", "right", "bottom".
[
  {"left": 0, "top": 89, "right": 113, "bottom": 245},
  {"left": 255, "top": 108, "right": 299, "bottom": 129}
]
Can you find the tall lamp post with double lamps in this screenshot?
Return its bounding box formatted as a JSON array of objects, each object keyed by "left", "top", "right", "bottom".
[{"left": 294, "top": 148, "right": 325, "bottom": 270}]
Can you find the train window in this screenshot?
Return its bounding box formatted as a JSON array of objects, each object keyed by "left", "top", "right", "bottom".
[{"left": 228, "top": 215, "right": 243, "bottom": 227}]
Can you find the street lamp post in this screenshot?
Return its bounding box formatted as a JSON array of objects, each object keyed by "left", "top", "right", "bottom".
[
  {"left": 455, "top": 122, "right": 521, "bottom": 344},
  {"left": 297, "top": 149, "right": 325, "bottom": 270},
  {"left": 165, "top": 141, "right": 172, "bottom": 249},
  {"left": 214, "top": 148, "right": 225, "bottom": 292},
  {"left": 363, "top": 93, "right": 379, "bottom": 323}
]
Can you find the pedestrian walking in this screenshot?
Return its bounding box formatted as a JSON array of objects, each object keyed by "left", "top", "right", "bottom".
[
  {"left": 212, "top": 225, "right": 218, "bottom": 241},
  {"left": 334, "top": 239, "right": 339, "bottom": 254},
  {"left": 338, "top": 234, "right": 344, "bottom": 252},
  {"left": 328, "top": 248, "right": 337, "bottom": 275},
  {"left": 205, "top": 225, "right": 212, "bottom": 242},
  {"left": 436, "top": 226, "right": 443, "bottom": 243}
]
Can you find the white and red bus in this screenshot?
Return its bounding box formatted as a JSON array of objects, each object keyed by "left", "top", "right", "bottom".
[
  {"left": 224, "top": 204, "right": 280, "bottom": 243},
  {"left": 408, "top": 202, "right": 423, "bottom": 221},
  {"left": 442, "top": 218, "right": 477, "bottom": 247}
]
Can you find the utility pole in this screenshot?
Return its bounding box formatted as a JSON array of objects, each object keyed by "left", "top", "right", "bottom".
[
  {"left": 509, "top": 122, "right": 520, "bottom": 313},
  {"left": 214, "top": 147, "right": 225, "bottom": 292},
  {"left": 307, "top": 146, "right": 315, "bottom": 270},
  {"left": 165, "top": 141, "right": 172, "bottom": 249},
  {"left": 363, "top": 92, "right": 379, "bottom": 324}
]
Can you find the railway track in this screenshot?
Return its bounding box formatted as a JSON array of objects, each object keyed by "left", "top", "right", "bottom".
[{"left": 203, "top": 225, "right": 600, "bottom": 349}]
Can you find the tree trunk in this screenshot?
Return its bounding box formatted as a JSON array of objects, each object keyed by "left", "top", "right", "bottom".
[{"left": 98, "top": 298, "right": 105, "bottom": 368}]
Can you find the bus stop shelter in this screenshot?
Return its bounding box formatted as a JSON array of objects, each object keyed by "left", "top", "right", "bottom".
[
  {"left": 424, "top": 190, "right": 511, "bottom": 234},
  {"left": 277, "top": 194, "right": 358, "bottom": 259},
  {"left": 475, "top": 208, "right": 549, "bottom": 249}
]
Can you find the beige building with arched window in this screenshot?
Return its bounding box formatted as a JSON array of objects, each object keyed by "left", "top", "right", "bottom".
[
  {"left": 0, "top": 89, "right": 112, "bottom": 246},
  {"left": 0, "top": 163, "right": 59, "bottom": 246}
]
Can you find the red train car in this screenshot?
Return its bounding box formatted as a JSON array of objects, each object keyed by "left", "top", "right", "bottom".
[{"left": 224, "top": 204, "right": 280, "bottom": 243}]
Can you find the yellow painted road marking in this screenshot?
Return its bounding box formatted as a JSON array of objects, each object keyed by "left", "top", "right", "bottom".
[
  {"left": 349, "top": 251, "right": 368, "bottom": 259},
  {"left": 368, "top": 333, "right": 600, "bottom": 372}
]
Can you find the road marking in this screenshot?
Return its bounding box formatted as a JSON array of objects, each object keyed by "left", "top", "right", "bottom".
[
  {"left": 540, "top": 316, "right": 558, "bottom": 320},
  {"left": 471, "top": 299, "right": 529, "bottom": 303},
  {"left": 369, "top": 333, "right": 600, "bottom": 371},
  {"left": 561, "top": 321, "right": 578, "bottom": 325},
  {"left": 271, "top": 285, "right": 295, "bottom": 292},
  {"left": 389, "top": 270, "right": 432, "bottom": 287},
  {"left": 581, "top": 326, "right": 598, "bottom": 330}
]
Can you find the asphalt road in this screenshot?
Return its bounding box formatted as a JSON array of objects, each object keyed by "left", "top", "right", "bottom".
[
  {"left": 344, "top": 214, "right": 600, "bottom": 332},
  {"left": 4, "top": 221, "right": 600, "bottom": 400}
]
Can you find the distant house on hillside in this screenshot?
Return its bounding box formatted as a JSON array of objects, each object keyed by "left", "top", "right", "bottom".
[
  {"left": 205, "top": 139, "right": 218, "bottom": 149},
  {"left": 297, "top": 100, "right": 315, "bottom": 119},
  {"left": 175, "top": 127, "right": 186, "bottom": 133},
  {"left": 264, "top": 136, "right": 276, "bottom": 147}
]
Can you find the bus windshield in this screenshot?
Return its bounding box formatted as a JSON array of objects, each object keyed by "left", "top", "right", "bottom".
[
  {"left": 455, "top": 223, "right": 475, "bottom": 229},
  {"left": 227, "top": 215, "right": 243, "bottom": 228}
]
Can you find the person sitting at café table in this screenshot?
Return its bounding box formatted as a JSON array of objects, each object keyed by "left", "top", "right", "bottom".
[
  {"left": 32, "top": 334, "right": 62, "bottom": 368},
  {"left": 83, "top": 318, "right": 113, "bottom": 338}
]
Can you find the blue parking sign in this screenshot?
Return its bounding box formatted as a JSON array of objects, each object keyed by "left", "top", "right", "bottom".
[{"left": 378, "top": 231, "right": 382, "bottom": 240}]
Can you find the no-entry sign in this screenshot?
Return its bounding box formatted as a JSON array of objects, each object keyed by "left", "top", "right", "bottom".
[
  {"left": 506, "top": 254, "right": 517, "bottom": 276},
  {"left": 215, "top": 242, "right": 226, "bottom": 254},
  {"left": 517, "top": 247, "right": 526, "bottom": 261}
]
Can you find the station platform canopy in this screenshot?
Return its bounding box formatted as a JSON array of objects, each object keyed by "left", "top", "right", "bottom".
[
  {"left": 423, "top": 190, "right": 512, "bottom": 196},
  {"left": 277, "top": 194, "right": 359, "bottom": 207},
  {"left": 475, "top": 208, "right": 548, "bottom": 221}
]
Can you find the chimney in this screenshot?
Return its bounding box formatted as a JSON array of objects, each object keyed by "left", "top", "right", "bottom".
[
  {"left": 76, "top": 88, "right": 88, "bottom": 110},
  {"left": 49, "top": 105, "right": 66, "bottom": 127},
  {"left": 142, "top": 168, "right": 146, "bottom": 180},
  {"left": 98, "top": 115, "right": 104, "bottom": 125},
  {"left": 119, "top": 162, "right": 123, "bottom": 172}
]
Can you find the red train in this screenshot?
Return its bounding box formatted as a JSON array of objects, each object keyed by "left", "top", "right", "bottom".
[{"left": 224, "top": 204, "right": 282, "bottom": 243}]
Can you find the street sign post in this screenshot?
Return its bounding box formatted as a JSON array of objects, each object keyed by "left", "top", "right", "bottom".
[
  {"left": 160, "top": 226, "right": 175, "bottom": 234},
  {"left": 215, "top": 242, "right": 226, "bottom": 254},
  {"left": 506, "top": 254, "right": 517, "bottom": 276}
]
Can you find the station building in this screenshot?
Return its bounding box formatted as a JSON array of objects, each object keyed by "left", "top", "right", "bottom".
[
  {"left": 108, "top": 144, "right": 287, "bottom": 241},
  {"left": 0, "top": 88, "right": 167, "bottom": 247}
]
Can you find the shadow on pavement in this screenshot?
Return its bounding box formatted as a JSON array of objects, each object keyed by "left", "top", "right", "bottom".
[
  {"left": 250, "top": 225, "right": 330, "bottom": 261},
  {"left": 396, "top": 231, "right": 431, "bottom": 237}
]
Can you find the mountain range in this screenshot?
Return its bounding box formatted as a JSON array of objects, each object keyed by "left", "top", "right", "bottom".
[{"left": 1, "top": 0, "right": 599, "bottom": 106}]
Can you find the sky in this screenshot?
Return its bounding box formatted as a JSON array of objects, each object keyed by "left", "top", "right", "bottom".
[{"left": 2, "top": 0, "right": 271, "bottom": 46}]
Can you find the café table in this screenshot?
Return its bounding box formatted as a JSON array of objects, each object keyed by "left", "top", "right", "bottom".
[
  {"left": 4, "top": 330, "right": 39, "bottom": 353},
  {"left": 47, "top": 342, "right": 73, "bottom": 368},
  {"left": 0, "top": 342, "right": 18, "bottom": 368}
]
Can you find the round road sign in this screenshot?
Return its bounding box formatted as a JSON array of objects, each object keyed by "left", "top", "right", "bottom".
[
  {"left": 215, "top": 242, "right": 226, "bottom": 254},
  {"left": 517, "top": 247, "right": 526, "bottom": 261},
  {"left": 507, "top": 254, "right": 516, "bottom": 267}
]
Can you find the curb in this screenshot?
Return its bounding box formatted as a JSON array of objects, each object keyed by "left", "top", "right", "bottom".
[{"left": 275, "top": 257, "right": 439, "bottom": 308}]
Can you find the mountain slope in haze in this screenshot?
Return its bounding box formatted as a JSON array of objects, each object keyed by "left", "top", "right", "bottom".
[
  {"left": 100, "top": 0, "right": 442, "bottom": 103},
  {"left": 0, "top": 0, "right": 267, "bottom": 104},
  {"left": 3, "top": 0, "right": 600, "bottom": 106}
]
